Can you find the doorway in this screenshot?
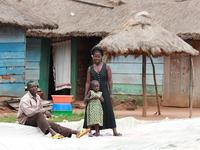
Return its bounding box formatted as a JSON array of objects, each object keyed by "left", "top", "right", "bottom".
[{"left": 76, "top": 37, "right": 102, "bottom": 100}]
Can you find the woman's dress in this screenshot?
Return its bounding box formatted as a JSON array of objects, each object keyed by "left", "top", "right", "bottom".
[{"left": 84, "top": 63, "right": 116, "bottom": 129}]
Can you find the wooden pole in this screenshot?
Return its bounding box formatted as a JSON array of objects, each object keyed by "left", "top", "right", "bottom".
[
  {"left": 142, "top": 54, "right": 147, "bottom": 117},
  {"left": 189, "top": 56, "right": 194, "bottom": 118},
  {"left": 149, "top": 56, "right": 161, "bottom": 115}
]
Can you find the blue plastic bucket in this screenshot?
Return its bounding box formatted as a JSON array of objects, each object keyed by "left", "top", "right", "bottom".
[{"left": 52, "top": 103, "right": 73, "bottom": 111}]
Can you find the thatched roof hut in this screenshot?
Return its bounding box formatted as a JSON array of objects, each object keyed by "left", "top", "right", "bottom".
[
  {"left": 16, "top": 0, "right": 200, "bottom": 39},
  {"left": 97, "top": 11, "right": 199, "bottom": 60},
  {"left": 0, "top": 0, "right": 58, "bottom": 30},
  {"left": 96, "top": 11, "right": 199, "bottom": 117}
]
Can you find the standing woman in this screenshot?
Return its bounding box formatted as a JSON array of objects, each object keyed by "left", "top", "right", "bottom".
[{"left": 83, "top": 46, "right": 122, "bottom": 136}]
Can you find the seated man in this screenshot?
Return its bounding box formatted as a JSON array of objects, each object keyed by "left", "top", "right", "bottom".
[{"left": 17, "top": 81, "right": 90, "bottom": 139}]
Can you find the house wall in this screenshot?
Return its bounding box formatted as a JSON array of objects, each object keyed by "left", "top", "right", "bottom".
[
  {"left": 26, "top": 37, "right": 51, "bottom": 100},
  {"left": 74, "top": 37, "right": 164, "bottom": 104},
  {"left": 0, "top": 27, "right": 26, "bottom": 97},
  {"left": 107, "top": 55, "right": 164, "bottom": 104},
  {"left": 25, "top": 38, "right": 42, "bottom": 86},
  {"left": 71, "top": 38, "right": 78, "bottom": 99},
  {"left": 71, "top": 38, "right": 199, "bottom": 108}
]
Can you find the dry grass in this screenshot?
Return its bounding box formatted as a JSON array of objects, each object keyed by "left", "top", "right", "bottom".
[
  {"left": 22, "top": 0, "right": 200, "bottom": 40},
  {"left": 0, "top": 0, "right": 58, "bottom": 30}
]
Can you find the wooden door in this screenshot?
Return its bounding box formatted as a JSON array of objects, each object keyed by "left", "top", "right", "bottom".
[
  {"left": 163, "top": 54, "right": 190, "bottom": 107},
  {"left": 190, "top": 41, "right": 200, "bottom": 108},
  {"left": 76, "top": 37, "right": 102, "bottom": 100}
]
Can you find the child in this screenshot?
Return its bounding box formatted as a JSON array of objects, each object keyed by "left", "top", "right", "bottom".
[{"left": 84, "top": 80, "right": 104, "bottom": 137}]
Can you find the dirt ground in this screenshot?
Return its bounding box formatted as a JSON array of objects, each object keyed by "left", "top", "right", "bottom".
[
  {"left": 73, "top": 105, "right": 200, "bottom": 121},
  {"left": 0, "top": 105, "right": 17, "bottom": 117},
  {"left": 1, "top": 104, "right": 200, "bottom": 121},
  {"left": 72, "top": 100, "right": 200, "bottom": 121}
]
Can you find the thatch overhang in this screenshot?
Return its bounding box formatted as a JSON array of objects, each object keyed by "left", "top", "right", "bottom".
[
  {"left": 0, "top": 0, "right": 58, "bottom": 30},
  {"left": 97, "top": 11, "right": 199, "bottom": 60},
  {"left": 22, "top": 0, "right": 200, "bottom": 40}
]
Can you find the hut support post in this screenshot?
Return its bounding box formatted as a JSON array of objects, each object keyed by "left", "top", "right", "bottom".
[
  {"left": 189, "top": 56, "right": 194, "bottom": 118},
  {"left": 149, "top": 56, "right": 161, "bottom": 115},
  {"left": 142, "top": 54, "right": 147, "bottom": 117}
]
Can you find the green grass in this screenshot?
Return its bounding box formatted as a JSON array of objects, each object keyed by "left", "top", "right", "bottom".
[
  {"left": 0, "top": 113, "right": 85, "bottom": 123},
  {"left": 135, "top": 97, "right": 143, "bottom": 106},
  {"left": 0, "top": 112, "right": 121, "bottom": 123},
  {"left": 0, "top": 115, "right": 17, "bottom": 123},
  {"left": 50, "top": 113, "right": 85, "bottom": 122}
]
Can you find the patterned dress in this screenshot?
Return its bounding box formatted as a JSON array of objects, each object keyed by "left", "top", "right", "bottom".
[{"left": 87, "top": 90, "right": 103, "bottom": 126}]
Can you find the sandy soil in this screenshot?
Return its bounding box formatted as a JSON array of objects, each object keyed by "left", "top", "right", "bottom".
[{"left": 0, "top": 105, "right": 199, "bottom": 121}]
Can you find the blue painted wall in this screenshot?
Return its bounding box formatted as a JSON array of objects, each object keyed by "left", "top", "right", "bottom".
[
  {"left": 107, "top": 55, "right": 164, "bottom": 96},
  {"left": 0, "top": 27, "right": 26, "bottom": 96},
  {"left": 25, "top": 38, "right": 42, "bottom": 86}
]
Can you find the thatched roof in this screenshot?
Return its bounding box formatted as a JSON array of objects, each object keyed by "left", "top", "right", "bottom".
[
  {"left": 23, "top": 0, "right": 200, "bottom": 40},
  {"left": 0, "top": 0, "right": 58, "bottom": 30},
  {"left": 97, "top": 11, "right": 199, "bottom": 59}
]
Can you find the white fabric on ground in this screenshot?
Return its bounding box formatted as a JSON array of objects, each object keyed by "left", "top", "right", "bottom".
[
  {"left": 0, "top": 117, "right": 200, "bottom": 150},
  {"left": 52, "top": 39, "right": 71, "bottom": 91}
]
